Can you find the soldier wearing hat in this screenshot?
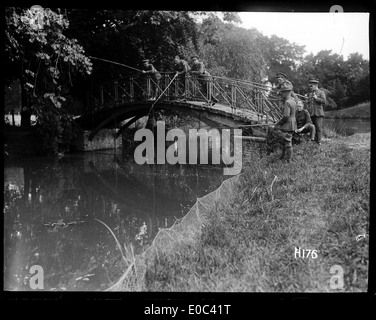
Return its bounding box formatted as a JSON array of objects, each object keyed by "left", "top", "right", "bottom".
[
  {"left": 141, "top": 59, "right": 162, "bottom": 100},
  {"left": 189, "top": 55, "right": 218, "bottom": 105},
  {"left": 305, "top": 79, "right": 326, "bottom": 145},
  {"left": 174, "top": 55, "right": 191, "bottom": 99},
  {"left": 294, "top": 100, "right": 316, "bottom": 142},
  {"left": 274, "top": 81, "right": 297, "bottom": 162},
  {"left": 274, "top": 72, "right": 299, "bottom": 104}
]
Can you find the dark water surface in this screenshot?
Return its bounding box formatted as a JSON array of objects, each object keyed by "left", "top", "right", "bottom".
[
  {"left": 323, "top": 118, "right": 371, "bottom": 134},
  {"left": 4, "top": 149, "right": 228, "bottom": 291}
]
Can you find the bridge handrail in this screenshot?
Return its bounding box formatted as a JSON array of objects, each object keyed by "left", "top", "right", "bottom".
[
  {"left": 91, "top": 73, "right": 272, "bottom": 91},
  {"left": 86, "top": 72, "right": 287, "bottom": 123},
  {"left": 91, "top": 72, "right": 308, "bottom": 98}
]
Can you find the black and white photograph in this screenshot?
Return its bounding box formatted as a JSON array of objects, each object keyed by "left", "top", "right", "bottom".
[{"left": 3, "top": 3, "right": 370, "bottom": 301}]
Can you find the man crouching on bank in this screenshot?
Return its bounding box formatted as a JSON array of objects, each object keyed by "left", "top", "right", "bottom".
[{"left": 274, "top": 82, "right": 297, "bottom": 163}]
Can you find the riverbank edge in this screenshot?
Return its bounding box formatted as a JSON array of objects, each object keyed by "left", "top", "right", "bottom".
[{"left": 142, "top": 132, "right": 370, "bottom": 292}]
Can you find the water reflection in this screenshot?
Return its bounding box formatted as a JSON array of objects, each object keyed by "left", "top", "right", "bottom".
[
  {"left": 4, "top": 150, "right": 226, "bottom": 291},
  {"left": 323, "top": 118, "right": 371, "bottom": 134}
]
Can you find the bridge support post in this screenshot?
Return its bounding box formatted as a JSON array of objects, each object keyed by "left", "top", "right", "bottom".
[
  {"left": 100, "top": 85, "right": 104, "bottom": 107},
  {"left": 114, "top": 81, "right": 119, "bottom": 103},
  {"left": 146, "top": 76, "right": 151, "bottom": 99},
  {"left": 85, "top": 92, "right": 91, "bottom": 114},
  {"left": 231, "top": 82, "right": 236, "bottom": 111},
  {"left": 130, "top": 78, "right": 134, "bottom": 102},
  {"left": 207, "top": 78, "right": 212, "bottom": 102},
  {"left": 173, "top": 74, "right": 178, "bottom": 97}
]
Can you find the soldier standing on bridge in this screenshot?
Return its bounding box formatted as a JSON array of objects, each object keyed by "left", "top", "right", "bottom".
[
  {"left": 141, "top": 59, "right": 162, "bottom": 100},
  {"left": 174, "top": 55, "right": 190, "bottom": 100},
  {"left": 274, "top": 72, "right": 299, "bottom": 104},
  {"left": 189, "top": 55, "right": 218, "bottom": 106},
  {"left": 305, "top": 79, "right": 326, "bottom": 145},
  {"left": 274, "top": 82, "right": 297, "bottom": 163}
]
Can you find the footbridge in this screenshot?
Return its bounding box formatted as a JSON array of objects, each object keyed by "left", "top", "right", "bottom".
[{"left": 76, "top": 73, "right": 285, "bottom": 140}]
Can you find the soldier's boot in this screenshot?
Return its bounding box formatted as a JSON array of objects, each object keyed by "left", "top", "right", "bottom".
[
  {"left": 279, "top": 145, "right": 286, "bottom": 160},
  {"left": 310, "top": 125, "right": 316, "bottom": 141},
  {"left": 285, "top": 146, "right": 293, "bottom": 163}
]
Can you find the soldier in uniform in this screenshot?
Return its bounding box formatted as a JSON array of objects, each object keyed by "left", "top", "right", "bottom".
[
  {"left": 305, "top": 79, "right": 326, "bottom": 145},
  {"left": 141, "top": 59, "right": 162, "bottom": 100},
  {"left": 294, "top": 100, "right": 316, "bottom": 142},
  {"left": 174, "top": 55, "right": 190, "bottom": 99},
  {"left": 274, "top": 82, "right": 297, "bottom": 162},
  {"left": 274, "top": 72, "right": 299, "bottom": 104},
  {"left": 189, "top": 55, "right": 218, "bottom": 105}
]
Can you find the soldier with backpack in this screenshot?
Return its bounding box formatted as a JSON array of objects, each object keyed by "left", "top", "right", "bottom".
[
  {"left": 189, "top": 55, "right": 218, "bottom": 106},
  {"left": 274, "top": 81, "right": 297, "bottom": 163},
  {"left": 274, "top": 72, "right": 299, "bottom": 104},
  {"left": 141, "top": 59, "right": 162, "bottom": 100},
  {"left": 174, "top": 55, "right": 190, "bottom": 99}
]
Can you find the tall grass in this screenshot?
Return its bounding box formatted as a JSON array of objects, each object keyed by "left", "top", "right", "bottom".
[
  {"left": 143, "top": 135, "right": 369, "bottom": 292},
  {"left": 94, "top": 218, "right": 138, "bottom": 291}
]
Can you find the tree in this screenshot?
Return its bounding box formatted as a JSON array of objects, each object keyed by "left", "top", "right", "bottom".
[
  {"left": 296, "top": 50, "right": 348, "bottom": 107},
  {"left": 198, "top": 16, "right": 266, "bottom": 81},
  {"left": 5, "top": 6, "right": 92, "bottom": 154},
  {"left": 65, "top": 10, "right": 200, "bottom": 85},
  {"left": 327, "top": 78, "right": 346, "bottom": 108},
  {"left": 296, "top": 50, "right": 369, "bottom": 108},
  {"left": 343, "top": 53, "right": 370, "bottom": 106},
  {"left": 260, "top": 34, "right": 306, "bottom": 92}
]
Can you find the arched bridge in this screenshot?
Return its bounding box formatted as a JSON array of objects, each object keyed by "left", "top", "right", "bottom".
[{"left": 76, "top": 73, "right": 286, "bottom": 140}]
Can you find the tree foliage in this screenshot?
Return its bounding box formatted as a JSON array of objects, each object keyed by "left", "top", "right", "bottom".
[
  {"left": 5, "top": 6, "right": 92, "bottom": 154},
  {"left": 65, "top": 10, "right": 200, "bottom": 83},
  {"left": 199, "top": 16, "right": 266, "bottom": 81},
  {"left": 296, "top": 50, "right": 369, "bottom": 108}
]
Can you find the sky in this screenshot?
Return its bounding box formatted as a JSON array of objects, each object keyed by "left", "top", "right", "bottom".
[{"left": 237, "top": 12, "right": 370, "bottom": 60}]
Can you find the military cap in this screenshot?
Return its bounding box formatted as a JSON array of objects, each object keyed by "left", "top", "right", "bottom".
[
  {"left": 280, "top": 82, "right": 293, "bottom": 91},
  {"left": 142, "top": 59, "right": 149, "bottom": 63},
  {"left": 191, "top": 55, "right": 199, "bottom": 60},
  {"left": 308, "top": 79, "right": 319, "bottom": 84},
  {"left": 276, "top": 72, "right": 287, "bottom": 78}
]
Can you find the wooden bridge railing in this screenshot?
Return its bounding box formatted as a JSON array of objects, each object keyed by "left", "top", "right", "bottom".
[{"left": 85, "top": 73, "right": 295, "bottom": 123}]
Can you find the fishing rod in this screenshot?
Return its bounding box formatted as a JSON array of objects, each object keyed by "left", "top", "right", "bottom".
[
  {"left": 150, "top": 72, "right": 179, "bottom": 110},
  {"left": 236, "top": 123, "right": 277, "bottom": 127},
  {"left": 89, "top": 56, "right": 143, "bottom": 73}
]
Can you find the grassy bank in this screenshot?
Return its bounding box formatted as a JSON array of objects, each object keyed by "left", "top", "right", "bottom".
[
  {"left": 325, "top": 101, "right": 370, "bottom": 119},
  {"left": 143, "top": 132, "right": 370, "bottom": 292}
]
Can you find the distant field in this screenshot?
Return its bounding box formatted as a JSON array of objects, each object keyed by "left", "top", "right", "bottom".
[{"left": 326, "top": 102, "right": 370, "bottom": 119}]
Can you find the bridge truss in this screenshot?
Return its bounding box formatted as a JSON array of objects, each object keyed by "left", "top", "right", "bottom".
[{"left": 85, "top": 73, "right": 289, "bottom": 123}]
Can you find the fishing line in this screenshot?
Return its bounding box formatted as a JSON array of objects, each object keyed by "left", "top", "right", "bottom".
[
  {"left": 236, "top": 123, "right": 276, "bottom": 128},
  {"left": 146, "top": 73, "right": 179, "bottom": 118},
  {"left": 89, "top": 56, "right": 143, "bottom": 73}
]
